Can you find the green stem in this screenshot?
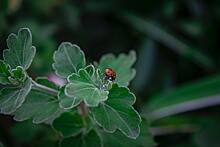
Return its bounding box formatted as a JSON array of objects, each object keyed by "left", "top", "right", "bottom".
[{"left": 31, "top": 80, "right": 58, "bottom": 96}]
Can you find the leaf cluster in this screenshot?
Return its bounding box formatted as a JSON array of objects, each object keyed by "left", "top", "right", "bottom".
[{"left": 0, "top": 28, "right": 155, "bottom": 147}]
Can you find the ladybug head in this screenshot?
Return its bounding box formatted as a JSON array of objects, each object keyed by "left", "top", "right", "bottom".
[
  {"left": 104, "top": 68, "right": 116, "bottom": 81},
  {"left": 105, "top": 68, "right": 112, "bottom": 75}
]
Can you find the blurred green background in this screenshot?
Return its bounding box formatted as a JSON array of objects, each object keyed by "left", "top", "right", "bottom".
[{"left": 1, "top": 0, "right": 220, "bottom": 147}]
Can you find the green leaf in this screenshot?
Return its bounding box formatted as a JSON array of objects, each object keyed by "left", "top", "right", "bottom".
[
  {"left": 0, "top": 77, "right": 32, "bottom": 114},
  {"left": 13, "top": 90, "right": 63, "bottom": 124},
  {"left": 11, "top": 66, "right": 26, "bottom": 80},
  {"left": 0, "top": 60, "right": 11, "bottom": 85},
  {"left": 90, "top": 84, "right": 141, "bottom": 139},
  {"left": 8, "top": 66, "right": 26, "bottom": 84},
  {"left": 3, "top": 28, "right": 36, "bottom": 70},
  {"left": 60, "top": 130, "right": 102, "bottom": 147},
  {"left": 99, "top": 50, "right": 136, "bottom": 87},
  {"left": 65, "top": 67, "right": 109, "bottom": 107},
  {"left": 11, "top": 120, "right": 43, "bottom": 142},
  {"left": 101, "top": 119, "right": 156, "bottom": 147},
  {"left": 53, "top": 112, "right": 83, "bottom": 137},
  {"left": 59, "top": 87, "right": 81, "bottom": 109},
  {"left": 53, "top": 42, "right": 86, "bottom": 78}
]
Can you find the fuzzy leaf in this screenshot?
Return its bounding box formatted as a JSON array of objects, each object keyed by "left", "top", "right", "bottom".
[
  {"left": 0, "top": 60, "right": 11, "bottom": 85},
  {"left": 0, "top": 77, "right": 32, "bottom": 114},
  {"left": 99, "top": 51, "right": 136, "bottom": 87},
  {"left": 13, "top": 90, "right": 63, "bottom": 124},
  {"left": 59, "top": 87, "right": 81, "bottom": 109},
  {"left": 65, "top": 67, "right": 108, "bottom": 107},
  {"left": 53, "top": 112, "right": 83, "bottom": 137},
  {"left": 59, "top": 65, "right": 96, "bottom": 109},
  {"left": 9, "top": 66, "right": 26, "bottom": 84},
  {"left": 53, "top": 42, "right": 86, "bottom": 78},
  {"left": 101, "top": 119, "right": 156, "bottom": 147},
  {"left": 90, "top": 84, "right": 141, "bottom": 139},
  {"left": 60, "top": 130, "right": 102, "bottom": 147},
  {"left": 3, "top": 28, "right": 36, "bottom": 70}
]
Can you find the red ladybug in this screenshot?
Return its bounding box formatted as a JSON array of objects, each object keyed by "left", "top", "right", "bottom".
[{"left": 104, "top": 68, "right": 116, "bottom": 81}]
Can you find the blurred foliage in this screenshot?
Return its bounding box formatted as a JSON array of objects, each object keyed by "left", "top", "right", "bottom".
[
  {"left": 143, "top": 73, "right": 220, "bottom": 116},
  {"left": 1, "top": 0, "right": 220, "bottom": 146},
  {"left": 193, "top": 120, "right": 220, "bottom": 147}
]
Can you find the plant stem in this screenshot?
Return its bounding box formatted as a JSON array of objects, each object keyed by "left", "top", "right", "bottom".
[
  {"left": 78, "top": 102, "right": 88, "bottom": 116},
  {"left": 32, "top": 80, "right": 58, "bottom": 96},
  {"left": 77, "top": 102, "right": 88, "bottom": 127},
  {"left": 147, "top": 94, "right": 220, "bottom": 121}
]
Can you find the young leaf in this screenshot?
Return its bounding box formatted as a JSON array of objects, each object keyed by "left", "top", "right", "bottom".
[
  {"left": 53, "top": 42, "right": 86, "bottom": 78},
  {"left": 65, "top": 68, "right": 109, "bottom": 107},
  {"left": 101, "top": 119, "right": 156, "bottom": 147},
  {"left": 3, "top": 28, "right": 36, "bottom": 70},
  {"left": 8, "top": 66, "right": 26, "bottom": 84},
  {"left": 13, "top": 90, "right": 63, "bottom": 124},
  {"left": 90, "top": 84, "right": 141, "bottom": 139},
  {"left": 53, "top": 112, "right": 83, "bottom": 137},
  {"left": 60, "top": 130, "right": 102, "bottom": 147},
  {"left": 0, "top": 60, "right": 11, "bottom": 85},
  {"left": 58, "top": 65, "right": 95, "bottom": 109},
  {"left": 98, "top": 51, "right": 136, "bottom": 87},
  {"left": 59, "top": 87, "right": 81, "bottom": 109},
  {"left": 0, "top": 77, "right": 32, "bottom": 114}
]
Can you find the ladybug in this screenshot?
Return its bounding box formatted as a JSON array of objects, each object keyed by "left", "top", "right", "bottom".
[{"left": 104, "top": 68, "right": 116, "bottom": 81}]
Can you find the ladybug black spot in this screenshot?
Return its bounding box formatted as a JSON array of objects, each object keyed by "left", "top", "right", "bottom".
[{"left": 105, "top": 76, "right": 115, "bottom": 81}]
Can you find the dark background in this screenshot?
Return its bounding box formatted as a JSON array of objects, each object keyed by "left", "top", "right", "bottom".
[{"left": 1, "top": 0, "right": 220, "bottom": 147}]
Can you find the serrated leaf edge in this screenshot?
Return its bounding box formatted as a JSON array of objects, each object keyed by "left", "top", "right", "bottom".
[
  {"left": 3, "top": 28, "right": 36, "bottom": 70},
  {"left": 52, "top": 42, "right": 86, "bottom": 78},
  {"left": 58, "top": 88, "right": 81, "bottom": 110},
  {"left": 90, "top": 85, "right": 142, "bottom": 139},
  {"left": 65, "top": 69, "right": 109, "bottom": 107}
]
